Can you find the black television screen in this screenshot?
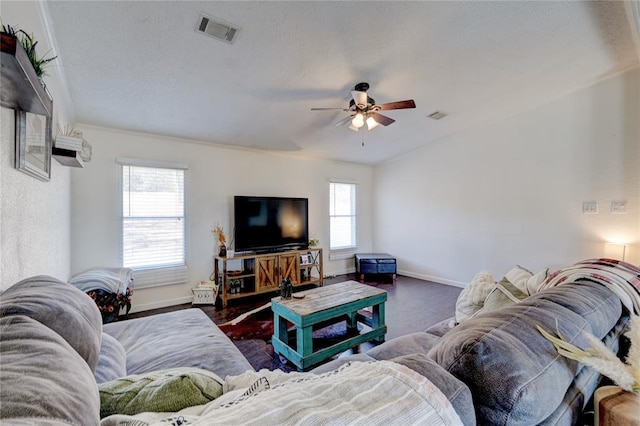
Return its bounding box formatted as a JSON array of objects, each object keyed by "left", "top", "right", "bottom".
[{"left": 234, "top": 196, "right": 309, "bottom": 253}]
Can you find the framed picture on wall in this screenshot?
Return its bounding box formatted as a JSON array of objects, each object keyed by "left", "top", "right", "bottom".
[{"left": 15, "top": 110, "right": 52, "bottom": 181}]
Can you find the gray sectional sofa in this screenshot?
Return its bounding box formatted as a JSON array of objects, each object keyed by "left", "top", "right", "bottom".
[
  {"left": 0, "top": 275, "right": 253, "bottom": 425},
  {"left": 0, "top": 272, "right": 632, "bottom": 425},
  {"left": 316, "top": 279, "right": 631, "bottom": 425}
]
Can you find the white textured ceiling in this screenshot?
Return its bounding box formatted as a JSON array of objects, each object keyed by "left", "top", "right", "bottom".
[{"left": 44, "top": 1, "right": 639, "bottom": 165}]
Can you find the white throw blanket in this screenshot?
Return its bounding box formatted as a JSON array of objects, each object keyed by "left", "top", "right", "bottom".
[
  {"left": 69, "top": 267, "right": 133, "bottom": 294},
  {"left": 101, "top": 361, "right": 463, "bottom": 426}
]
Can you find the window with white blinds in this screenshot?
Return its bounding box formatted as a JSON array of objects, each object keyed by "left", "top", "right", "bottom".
[
  {"left": 329, "top": 182, "right": 357, "bottom": 252},
  {"left": 121, "top": 163, "right": 186, "bottom": 283}
]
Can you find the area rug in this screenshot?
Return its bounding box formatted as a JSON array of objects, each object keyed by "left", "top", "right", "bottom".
[
  {"left": 219, "top": 302, "right": 366, "bottom": 371},
  {"left": 218, "top": 302, "right": 364, "bottom": 342},
  {"left": 218, "top": 303, "right": 275, "bottom": 341}
]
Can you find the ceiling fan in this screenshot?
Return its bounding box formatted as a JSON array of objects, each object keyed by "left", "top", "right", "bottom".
[{"left": 311, "top": 82, "right": 416, "bottom": 131}]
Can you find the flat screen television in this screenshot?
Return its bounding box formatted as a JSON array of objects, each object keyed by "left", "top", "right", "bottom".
[{"left": 234, "top": 196, "right": 309, "bottom": 253}]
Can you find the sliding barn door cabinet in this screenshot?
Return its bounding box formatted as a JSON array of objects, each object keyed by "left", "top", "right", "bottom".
[{"left": 214, "top": 248, "right": 323, "bottom": 307}]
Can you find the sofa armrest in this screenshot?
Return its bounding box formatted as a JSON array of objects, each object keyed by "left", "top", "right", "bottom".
[
  {"left": 95, "top": 332, "right": 127, "bottom": 383},
  {"left": 0, "top": 315, "right": 100, "bottom": 425},
  {"left": 425, "top": 317, "right": 456, "bottom": 337},
  {"left": 366, "top": 332, "right": 441, "bottom": 360}
]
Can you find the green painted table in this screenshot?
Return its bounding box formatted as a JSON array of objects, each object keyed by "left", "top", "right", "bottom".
[{"left": 271, "top": 280, "right": 387, "bottom": 371}]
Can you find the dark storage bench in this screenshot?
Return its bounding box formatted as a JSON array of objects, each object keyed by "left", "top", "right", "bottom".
[{"left": 354, "top": 253, "right": 397, "bottom": 282}]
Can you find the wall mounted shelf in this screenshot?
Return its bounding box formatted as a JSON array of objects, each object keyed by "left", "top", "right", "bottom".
[
  {"left": 0, "top": 33, "right": 53, "bottom": 117},
  {"left": 52, "top": 147, "right": 84, "bottom": 168}
]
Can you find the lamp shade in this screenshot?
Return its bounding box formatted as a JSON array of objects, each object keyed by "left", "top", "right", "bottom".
[
  {"left": 351, "top": 113, "right": 365, "bottom": 128},
  {"left": 604, "top": 243, "right": 626, "bottom": 261}
]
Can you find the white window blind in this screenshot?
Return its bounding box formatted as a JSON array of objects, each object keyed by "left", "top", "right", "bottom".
[
  {"left": 329, "top": 182, "right": 357, "bottom": 252},
  {"left": 121, "top": 163, "right": 186, "bottom": 281}
]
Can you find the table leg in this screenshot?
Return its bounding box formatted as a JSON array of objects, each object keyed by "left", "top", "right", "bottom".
[
  {"left": 273, "top": 313, "right": 289, "bottom": 350},
  {"left": 372, "top": 303, "right": 386, "bottom": 343},
  {"left": 296, "top": 326, "right": 313, "bottom": 371},
  {"left": 347, "top": 312, "right": 358, "bottom": 334}
]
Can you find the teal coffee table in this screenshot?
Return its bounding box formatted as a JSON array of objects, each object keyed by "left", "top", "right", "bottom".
[{"left": 271, "top": 280, "right": 387, "bottom": 371}]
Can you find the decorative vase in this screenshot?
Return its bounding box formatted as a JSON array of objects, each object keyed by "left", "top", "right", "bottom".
[
  {"left": 218, "top": 244, "right": 226, "bottom": 257},
  {"left": 594, "top": 385, "right": 640, "bottom": 426}
]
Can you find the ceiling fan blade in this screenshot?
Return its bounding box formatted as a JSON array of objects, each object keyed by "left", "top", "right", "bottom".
[
  {"left": 378, "top": 99, "right": 416, "bottom": 111},
  {"left": 351, "top": 90, "right": 368, "bottom": 108},
  {"left": 311, "top": 107, "right": 349, "bottom": 111},
  {"left": 334, "top": 115, "right": 353, "bottom": 127},
  {"left": 371, "top": 112, "right": 395, "bottom": 126}
]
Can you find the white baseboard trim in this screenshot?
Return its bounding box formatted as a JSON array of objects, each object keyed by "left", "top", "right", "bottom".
[
  {"left": 325, "top": 267, "right": 356, "bottom": 278},
  {"left": 398, "top": 269, "right": 467, "bottom": 288},
  {"left": 130, "top": 269, "right": 463, "bottom": 313},
  {"left": 130, "top": 295, "right": 194, "bottom": 313}
]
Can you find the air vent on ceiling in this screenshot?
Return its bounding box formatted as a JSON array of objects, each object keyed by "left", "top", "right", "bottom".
[
  {"left": 195, "top": 12, "right": 238, "bottom": 44},
  {"left": 427, "top": 111, "right": 447, "bottom": 120}
]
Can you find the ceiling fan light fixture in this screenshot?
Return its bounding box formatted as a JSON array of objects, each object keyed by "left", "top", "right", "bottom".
[
  {"left": 366, "top": 116, "right": 379, "bottom": 130},
  {"left": 312, "top": 82, "right": 415, "bottom": 132},
  {"left": 352, "top": 112, "right": 365, "bottom": 128}
]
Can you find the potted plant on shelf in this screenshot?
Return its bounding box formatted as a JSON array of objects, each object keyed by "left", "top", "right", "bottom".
[
  {"left": 212, "top": 223, "right": 227, "bottom": 257},
  {"left": 1, "top": 24, "right": 57, "bottom": 81}
]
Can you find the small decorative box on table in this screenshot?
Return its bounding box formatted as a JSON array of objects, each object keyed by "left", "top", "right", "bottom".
[
  {"left": 192, "top": 281, "right": 219, "bottom": 305},
  {"left": 354, "top": 253, "right": 397, "bottom": 282}
]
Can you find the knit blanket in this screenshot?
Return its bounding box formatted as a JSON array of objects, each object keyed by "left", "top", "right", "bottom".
[
  {"left": 537, "top": 258, "right": 640, "bottom": 314},
  {"left": 101, "top": 361, "right": 463, "bottom": 425}
]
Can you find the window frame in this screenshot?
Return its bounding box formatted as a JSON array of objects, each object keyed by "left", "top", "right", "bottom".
[
  {"left": 117, "top": 158, "right": 188, "bottom": 288},
  {"left": 329, "top": 180, "right": 357, "bottom": 259}
]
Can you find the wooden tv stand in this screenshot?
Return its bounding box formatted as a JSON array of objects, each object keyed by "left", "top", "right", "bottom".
[{"left": 214, "top": 248, "right": 323, "bottom": 307}]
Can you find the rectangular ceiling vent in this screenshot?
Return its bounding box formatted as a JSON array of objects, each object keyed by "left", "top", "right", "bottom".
[
  {"left": 427, "top": 111, "right": 447, "bottom": 120},
  {"left": 195, "top": 12, "right": 239, "bottom": 44}
]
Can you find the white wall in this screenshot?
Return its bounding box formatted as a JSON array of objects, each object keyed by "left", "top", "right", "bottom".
[
  {"left": 70, "top": 126, "right": 373, "bottom": 311},
  {"left": 0, "top": 1, "right": 73, "bottom": 290},
  {"left": 374, "top": 68, "right": 640, "bottom": 286}
]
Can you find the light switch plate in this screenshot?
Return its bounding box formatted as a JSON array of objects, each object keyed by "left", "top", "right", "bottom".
[
  {"left": 583, "top": 201, "right": 598, "bottom": 214},
  {"left": 611, "top": 201, "right": 626, "bottom": 213}
]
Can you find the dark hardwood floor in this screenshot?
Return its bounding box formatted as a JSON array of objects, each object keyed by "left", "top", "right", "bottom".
[
  {"left": 128, "top": 273, "right": 461, "bottom": 340},
  {"left": 126, "top": 273, "right": 461, "bottom": 370}
]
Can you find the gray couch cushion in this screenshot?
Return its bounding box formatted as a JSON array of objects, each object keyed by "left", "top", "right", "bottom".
[
  {"left": 538, "top": 316, "right": 629, "bottom": 425},
  {"left": 0, "top": 315, "right": 100, "bottom": 425},
  {"left": 104, "top": 308, "right": 254, "bottom": 378},
  {"left": 366, "top": 332, "right": 441, "bottom": 360},
  {"left": 390, "top": 353, "right": 476, "bottom": 426},
  {"left": 531, "top": 279, "right": 622, "bottom": 338},
  {"left": 428, "top": 281, "right": 622, "bottom": 425},
  {"left": 0, "top": 275, "right": 103, "bottom": 371},
  {"left": 95, "top": 332, "right": 128, "bottom": 383}
]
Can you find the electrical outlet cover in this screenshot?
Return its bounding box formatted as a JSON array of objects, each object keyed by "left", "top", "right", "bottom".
[
  {"left": 583, "top": 201, "right": 598, "bottom": 214},
  {"left": 611, "top": 201, "right": 626, "bottom": 213}
]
